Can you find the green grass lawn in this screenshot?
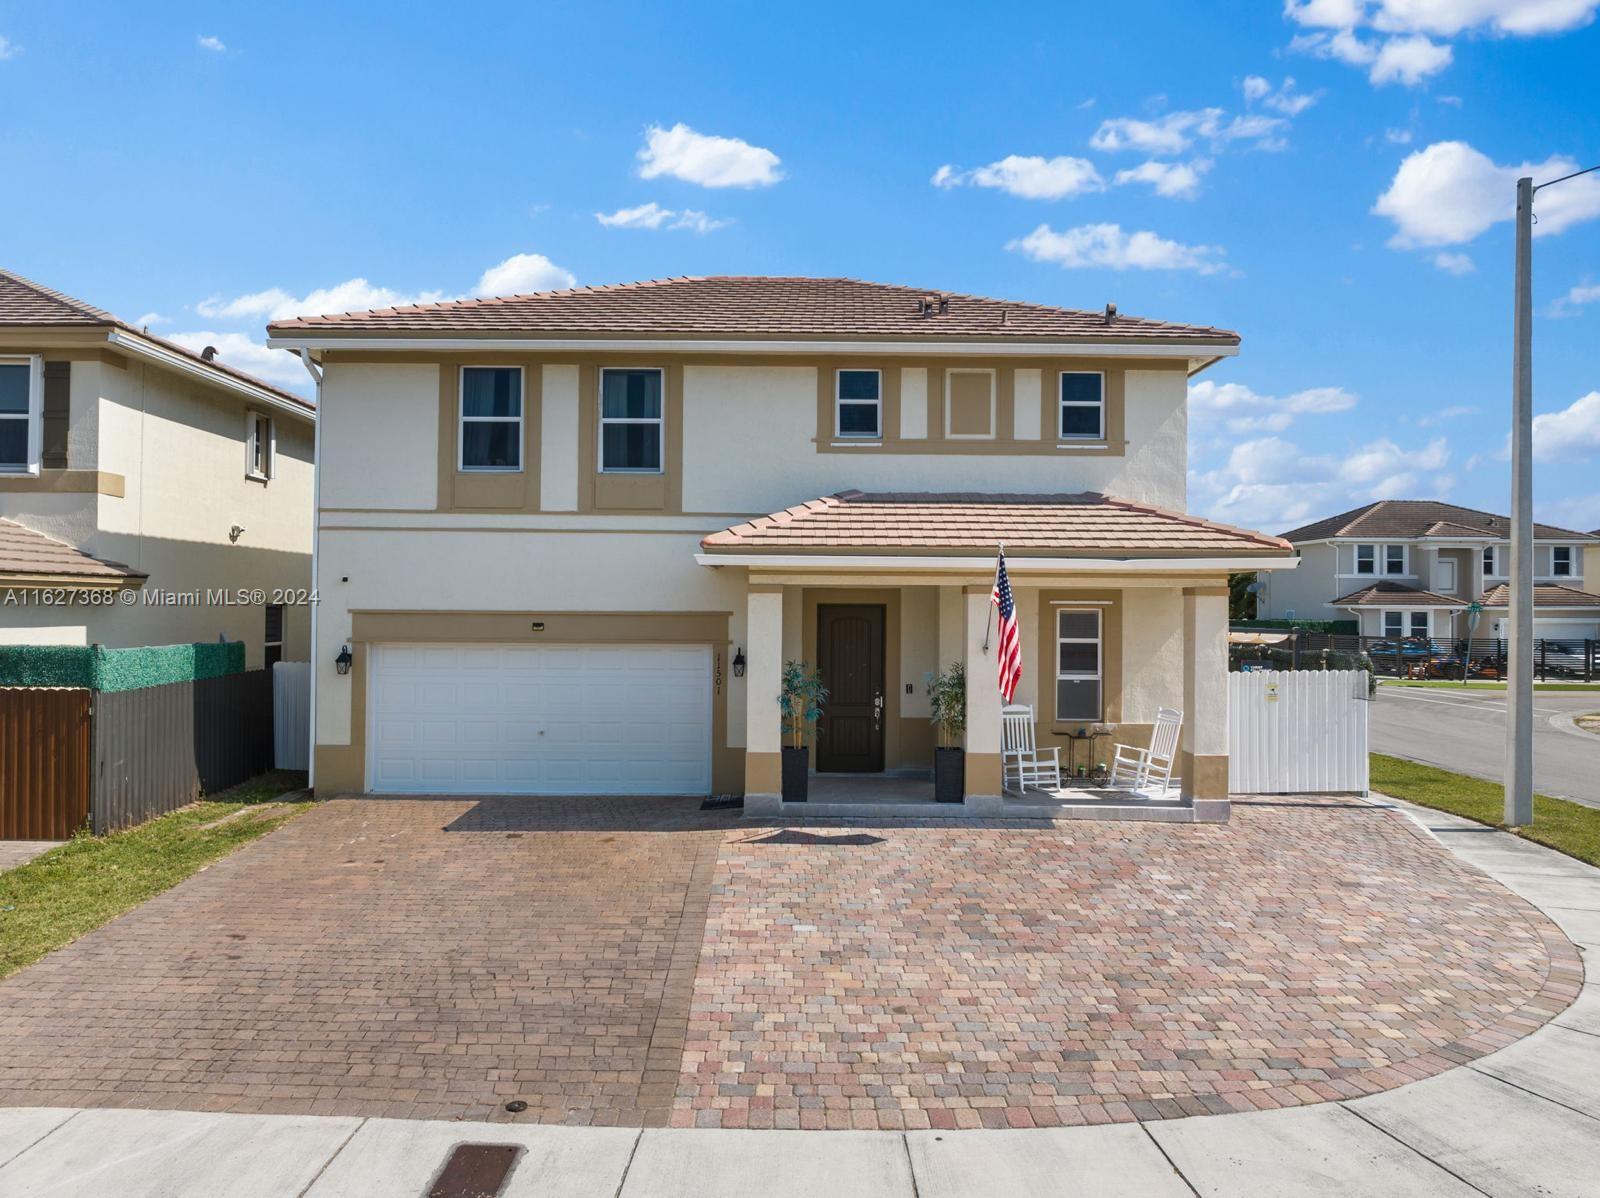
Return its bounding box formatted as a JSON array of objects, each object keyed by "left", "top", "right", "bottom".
[
  {"left": 1371, "top": 753, "right": 1600, "bottom": 867},
  {"left": 1380, "top": 680, "right": 1600, "bottom": 692},
  {"left": 0, "top": 771, "right": 310, "bottom": 981}
]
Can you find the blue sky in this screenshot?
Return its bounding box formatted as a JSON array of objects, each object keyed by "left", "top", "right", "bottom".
[{"left": 2, "top": 1, "right": 1597, "bottom": 533}]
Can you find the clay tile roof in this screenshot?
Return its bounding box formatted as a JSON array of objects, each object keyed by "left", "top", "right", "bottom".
[
  {"left": 1479, "top": 583, "right": 1600, "bottom": 608},
  {"left": 266, "top": 276, "right": 1238, "bottom": 344},
  {"left": 700, "top": 492, "right": 1292, "bottom": 556},
  {"left": 1331, "top": 580, "right": 1467, "bottom": 607},
  {"left": 0, "top": 519, "right": 146, "bottom": 583},
  {"left": 1281, "top": 499, "right": 1598, "bottom": 543},
  {"left": 0, "top": 268, "right": 312, "bottom": 412}
]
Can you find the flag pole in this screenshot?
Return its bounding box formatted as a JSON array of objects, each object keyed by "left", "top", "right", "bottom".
[{"left": 982, "top": 544, "right": 1002, "bottom": 654}]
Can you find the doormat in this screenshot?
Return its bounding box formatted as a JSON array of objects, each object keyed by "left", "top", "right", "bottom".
[{"left": 701, "top": 795, "right": 743, "bottom": 811}]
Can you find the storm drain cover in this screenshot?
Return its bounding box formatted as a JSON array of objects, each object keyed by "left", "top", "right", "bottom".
[{"left": 426, "top": 1144, "right": 523, "bottom": 1198}]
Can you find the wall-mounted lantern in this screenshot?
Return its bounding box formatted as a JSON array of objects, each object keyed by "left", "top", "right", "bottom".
[
  {"left": 732, "top": 647, "right": 746, "bottom": 678},
  {"left": 335, "top": 644, "right": 353, "bottom": 676}
]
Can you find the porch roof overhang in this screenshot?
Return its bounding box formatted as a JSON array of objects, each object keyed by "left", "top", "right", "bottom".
[
  {"left": 696, "top": 491, "right": 1297, "bottom": 576},
  {"left": 1331, "top": 581, "right": 1466, "bottom": 608},
  {"left": 0, "top": 519, "right": 147, "bottom": 590}
]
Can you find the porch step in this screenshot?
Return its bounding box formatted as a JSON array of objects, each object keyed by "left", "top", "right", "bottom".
[{"left": 743, "top": 797, "right": 1227, "bottom": 823}]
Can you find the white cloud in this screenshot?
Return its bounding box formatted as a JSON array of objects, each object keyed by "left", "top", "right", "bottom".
[
  {"left": 1370, "top": 34, "right": 1455, "bottom": 82},
  {"left": 1539, "top": 491, "right": 1600, "bottom": 531},
  {"left": 1532, "top": 390, "right": 1600, "bottom": 462},
  {"left": 1190, "top": 379, "right": 1358, "bottom": 434},
  {"left": 1561, "top": 281, "right": 1600, "bottom": 306},
  {"left": 636, "top": 123, "right": 782, "bottom": 188},
  {"left": 1385, "top": 127, "right": 1415, "bottom": 143},
  {"left": 197, "top": 35, "right": 226, "bottom": 53},
  {"left": 931, "top": 155, "right": 1105, "bottom": 200},
  {"left": 1114, "top": 159, "right": 1211, "bottom": 199},
  {"left": 473, "top": 253, "right": 576, "bottom": 296},
  {"left": 1374, "top": 140, "right": 1600, "bottom": 247},
  {"left": 595, "top": 201, "right": 728, "bottom": 233},
  {"left": 1009, "top": 223, "right": 1228, "bottom": 274},
  {"left": 1192, "top": 430, "right": 1452, "bottom": 527},
  {"left": 1285, "top": 0, "right": 1368, "bottom": 27},
  {"left": 1370, "top": 0, "right": 1599, "bottom": 36},
  {"left": 0, "top": 35, "right": 19, "bottom": 60},
  {"left": 134, "top": 311, "right": 169, "bottom": 328},
  {"left": 1244, "top": 75, "right": 1320, "bottom": 115},
  {"left": 1433, "top": 250, "right": 1476, "bottom": 273},
  {"left": 165, "top": 331, "right": 306, "bottom": 389},
  {"left": 1415, "top": 403, "right": 1479, "bottom": 426},
  {"left": 1091, "top": 109, "right": 1224, "bottom": 154}
]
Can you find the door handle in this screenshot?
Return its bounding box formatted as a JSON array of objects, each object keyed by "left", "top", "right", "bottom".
[{"left": 873, "top": 692, "right": 884, "bottom": 729}]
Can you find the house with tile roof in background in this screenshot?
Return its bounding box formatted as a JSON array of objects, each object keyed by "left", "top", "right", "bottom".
[
  {"left": 0, "top": 270, "right": 314, "bottom": 665},
  {"left": 267, "top": 276, "right": 1297, "bottom": 819},
  {"left": 1257, "top": 499, "right": 1600, "bottom": 643}
]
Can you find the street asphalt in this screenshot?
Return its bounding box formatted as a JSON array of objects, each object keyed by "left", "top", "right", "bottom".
[{"left": 1371, "top": 685, "right": 1600, "bottom": 807}]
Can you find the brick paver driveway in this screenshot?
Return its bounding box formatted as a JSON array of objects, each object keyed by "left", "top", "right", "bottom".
[{"left": 0, "top": 796, "right": 1579, "bottom": 1130}]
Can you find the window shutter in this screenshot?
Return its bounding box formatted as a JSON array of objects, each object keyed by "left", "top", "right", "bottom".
[{"left": 41, "top": 360, "right": 70, "bottom": 469}]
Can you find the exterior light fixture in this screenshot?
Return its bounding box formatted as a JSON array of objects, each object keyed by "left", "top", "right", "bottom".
[
  {"left": 732, "top": 648, "right": 746, "bottom": 678},
  {"left": 335, "top": 644, "right": 353, "bottom": 676}
]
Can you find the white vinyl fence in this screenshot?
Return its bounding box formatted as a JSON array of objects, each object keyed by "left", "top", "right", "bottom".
[
  {"left": 272, "top": 661, "right": 311, "bottom": 771},
  {"left": 1228, "top": 669, "right": 1369, "bottom": 795}
]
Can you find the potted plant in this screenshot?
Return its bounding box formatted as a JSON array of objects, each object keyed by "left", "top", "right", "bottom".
[
  {"left": 777, "top": 660, "right": 827, "bottom": 802},
  {"left": 926, "top": 661, "right": 966, "bottom": 803}
]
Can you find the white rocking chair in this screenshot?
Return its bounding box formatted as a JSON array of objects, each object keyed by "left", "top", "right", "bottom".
[
  {"left": 1110, "top": 707, "right": 1182, "bottom": 796},
  {"left": 1001, "top": 704, "right": 1062, "bottom": 794}
]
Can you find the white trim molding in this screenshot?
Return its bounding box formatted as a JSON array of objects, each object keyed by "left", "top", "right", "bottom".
[
  {"left": 107, "top": 330, "right": 314, "bottom": 422},
  {"left": 696, "top": 552, "right": 1299, "bottom": 572}
]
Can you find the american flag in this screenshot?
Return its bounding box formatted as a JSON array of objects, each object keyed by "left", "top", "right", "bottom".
[{"left": 990, "top": 548, "right": 1022, "bottom": 704}]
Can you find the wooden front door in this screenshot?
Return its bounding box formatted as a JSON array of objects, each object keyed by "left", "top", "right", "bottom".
[{"left": 816, "top": 604, "right": 885, "bottom": 772}]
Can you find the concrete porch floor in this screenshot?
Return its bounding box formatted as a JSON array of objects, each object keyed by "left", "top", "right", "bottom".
[{"left": 744, "top": 773, "right": 1225, "bottom": 823}]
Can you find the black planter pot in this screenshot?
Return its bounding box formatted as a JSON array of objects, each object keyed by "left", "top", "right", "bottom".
[
  {"left": 933, "top": 747, "right": 965, "bottom": 803},
  {"left": 781, "top": 745, "right": 810, "bottom": 802}
]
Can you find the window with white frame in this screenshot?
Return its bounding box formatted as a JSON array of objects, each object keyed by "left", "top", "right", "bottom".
[
  {"left": 245, "top": 411, "right": 274, "bottom": 481},
  {"left": 1055, "top": 608, "right": 1102, "bottom": 721},
  {"left": 1553, "top": 546, "right": 1573, "bottom": 577},
  {"left": 459, "top": 366, "right": 523, "bottom": 471},
  {"left": 1382, "top": 611, "right": 1403, "bottom": 638},
  {"left": 1483, "top": 546, "right": 1498, "bottom": 577},
  {"left": 600, "top": 367, "right": 664, "bottom": 472},
  {"left": 264, "top": 603, "right": 284, "bottom": 668},
  {"left": 1059, "top": 371, "right": 1105, "bottom": 440},
  {"left": 1410, "top": 611, "right": 1428, "bottom": 638},
  {"left": 0, "top": 355, "right": 42, "bottom": 474},
  {"left": 1382, "top": 610, "right": 1427, "bottom": 639},
  {"left": 1384, "top": 544, "right": 1405, "bottom": 575},
  {"left": 835, "top": 369, "right": 881, "bottom": 439},
  {"left": 1355, "top": 544, "right": 1376, "bottom": 575}
]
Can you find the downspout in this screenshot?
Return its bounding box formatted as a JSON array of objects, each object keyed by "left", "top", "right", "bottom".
[{"left": 298, "top": 348, "right": 324, "bottom": 790}]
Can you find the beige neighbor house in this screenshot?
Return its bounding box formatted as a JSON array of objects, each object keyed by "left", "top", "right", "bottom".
[
  {"left": 1258, "top": 500, "right": 1600, "bottom": 643},
  {"left": 267, "top": 277, "right": 1296, "bottom": 817},
  {"left": 0, "top": 270, "right": 314, "bottom": 666}
]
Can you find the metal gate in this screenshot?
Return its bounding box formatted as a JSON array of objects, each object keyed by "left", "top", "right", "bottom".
[{"left": 1228, "top": 669, "right": 1369, "bottom": 795}]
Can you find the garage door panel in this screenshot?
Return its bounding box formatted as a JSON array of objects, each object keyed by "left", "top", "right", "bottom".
[{"left": 368, "top": 642, "right": 712, "bottom": 796}]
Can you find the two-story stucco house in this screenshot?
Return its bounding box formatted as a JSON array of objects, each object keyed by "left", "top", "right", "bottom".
[
  {"left": 267, "top": 277, "right": 1295, "bottom": 815},
  {"left": 1258, "top": 499, "right": 1600, "bottom": 642},
  {"left": 0, "top": 270, "right": 314, "bottom": 665}
]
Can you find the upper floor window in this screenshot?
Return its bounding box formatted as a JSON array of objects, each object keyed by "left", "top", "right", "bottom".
[
  {"left": 1059, "top": 371, "right": 1105, "bottom": 440},
  {"left": 1553, "top": 546, "right": 1573, "bottom": 576},
  {"left": 1055, "top": 608, "right": 1102, "bottom": 721},
  {"left": 460, "top": 366, "right": 523, "bottom": 472},
  {"left": 1355, "top": 544, "right": 1376, "bottom": 575},
  {"left": 835, "top": 369, "right": 881, "bottom": 439},
  {"left": 600, "top": 367, "right": 663, "bottom": 473},
  {"left": 0, "top": 355, "right": 41, "bottom": 474},
  {"left": 1483, "top": 546, "right": 1498, "bottom": 577},
  {"left": 1384, "top": 544, "right": 1405, "bottom": 575},
  {"left": 246, "top": 411, "right": 274, "bottom": 481}
]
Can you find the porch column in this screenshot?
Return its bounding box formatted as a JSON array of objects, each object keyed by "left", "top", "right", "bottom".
[
  {"left": 1181, "top": 585, "right": 1230, "bottom": 821},
  {"left": 963, "top": 585, "right": 1003, "bottom": 811},
  {"left": 743, "top": 585, "right": 785, "bottom": 808}
]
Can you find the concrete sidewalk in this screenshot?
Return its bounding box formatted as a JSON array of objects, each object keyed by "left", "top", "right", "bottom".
[{"left": 0, "top": 794, "right": 1594, "bottom": 1197}]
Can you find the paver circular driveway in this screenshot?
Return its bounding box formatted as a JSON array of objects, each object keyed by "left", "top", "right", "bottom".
[{"left": 0, "top": 795, "right": 1579, "bottom": 1131}]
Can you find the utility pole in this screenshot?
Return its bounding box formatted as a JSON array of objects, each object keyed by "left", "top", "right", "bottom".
[{"left": 1506, "top": 176, "right": 1534, "bottom": 827}]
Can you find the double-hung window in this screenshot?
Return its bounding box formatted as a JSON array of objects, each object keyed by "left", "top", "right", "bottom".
[
  {"left": 1553, "top": 546, "right": 1573, "bottom": 577},
  {"left": 1055, "top": 609, "right": 1102, "bottom": 721},
  {"left": 600, "top": 368, "right": 664, "bottom": 472},
  {"left": 1483, "top": 546, "right": 1498, "bottom": 577},
  {"left": 1382, "top": 611, "right": 1427, "bottom": 639},
  {"left": 1384, "top": 544, "right": 1405, "bottom": 575},
  {"left": 835, "top": 369, "right": 881, "bottom": 439},
  {"left": 246, "top": 411, "right": 274, "bottom": 481},
  {"left": 1059, "top": 371, "right": 1105, "bottom": 440},
  {"left": 264, "top": 603, "right": 284, "bottom": 669},
  {"left": 1355, "top": 544, "right": 1376, "bottom": 575},
  {"left": 460, "top": 366, "right": 523, "bottom": 471},
  {"left": 0, "top": 355, "right": 42, "bottom": 474}
]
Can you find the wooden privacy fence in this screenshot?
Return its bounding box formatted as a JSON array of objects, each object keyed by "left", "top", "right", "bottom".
[
  {"left": 0, "top": 688, "right": 91, "bottom": 839},
  {"left": 1229, "top": 669, "right": 1369, "bottom": 795},
  {"left": 0, "top": 670, "right": 274, "bottom": 839}
]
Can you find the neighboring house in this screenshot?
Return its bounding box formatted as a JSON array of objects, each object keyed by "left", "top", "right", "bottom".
[
  {"left": 267, "top": 276, "right": 1295, "bottom": 810},
  {"left": 1259, "top": 499, "right": 1600, "bottom": 642},
  {"left": 0, "top": 270, "right": 314, "bottom": 666}
]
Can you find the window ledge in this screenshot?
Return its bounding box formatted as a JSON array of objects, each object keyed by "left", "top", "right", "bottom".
[
  {"left": 245, "top": 471, "right": 270, "bottom": 486},
  {"left": 829, "top": 440, "right": 883, "bottom": 448},
  {"left": 1055, "top": 441, "right": 1109, "bottom": 451}
]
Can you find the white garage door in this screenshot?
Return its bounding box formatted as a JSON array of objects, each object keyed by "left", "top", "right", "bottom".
[
  {"left": 367, "top": 643, "right": 713, "bottom": 795},
  {"left": 1535, "top": 619, "right": 1598, "bottom": 642}
]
